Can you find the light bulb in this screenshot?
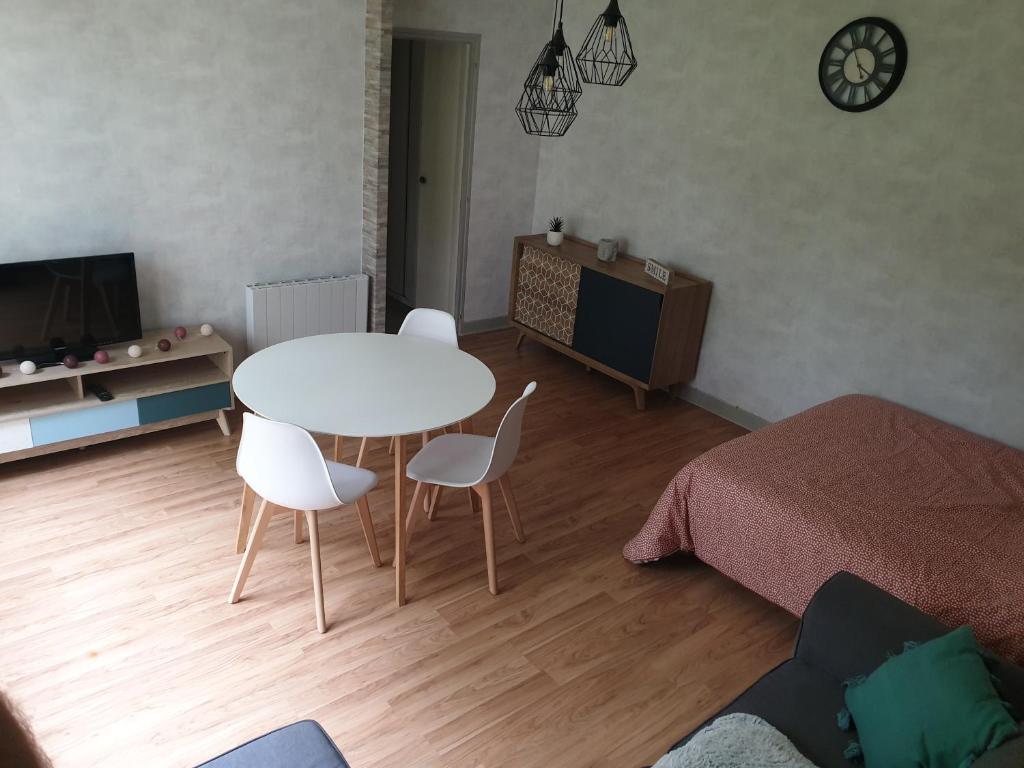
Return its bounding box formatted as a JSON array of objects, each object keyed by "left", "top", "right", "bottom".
[
  {"left": 543, "top": 75, "right": 554, "bottom": 92},
  {"left": 604, "top": 24, "right": 615, "bottom": 43}
]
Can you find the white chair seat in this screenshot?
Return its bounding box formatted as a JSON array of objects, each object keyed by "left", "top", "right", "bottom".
[
  {"left": 326, "top": 461, "right": 378, "bottom": 504},
  {"left": 406, "top": 433, "right": 496, "bottom": 488}
]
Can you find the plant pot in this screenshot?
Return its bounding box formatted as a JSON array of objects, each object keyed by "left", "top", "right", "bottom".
[{"left": 546, "top": 231, "right": 564, "bottom": 247}]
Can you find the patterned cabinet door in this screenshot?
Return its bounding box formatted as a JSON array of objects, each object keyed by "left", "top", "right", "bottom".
[{"left": 513, "top": 245, "right": 581, "bottom": 346}]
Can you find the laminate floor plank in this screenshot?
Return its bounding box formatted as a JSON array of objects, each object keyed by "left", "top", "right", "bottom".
[{"left": 0, "top": 329, "right": 795, "bottom": 767}]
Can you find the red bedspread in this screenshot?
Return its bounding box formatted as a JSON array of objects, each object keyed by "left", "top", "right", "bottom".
[{"left": 624, "top": 394, "right": 1024, "bottom": 663}]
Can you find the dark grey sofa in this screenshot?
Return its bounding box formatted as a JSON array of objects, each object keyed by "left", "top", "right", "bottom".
[
  {"left": 664, "top": 571, "right": 1024, "bottom": 768},
  {"left": 197, "top": 720, "right": 348, "bottom": 768}
]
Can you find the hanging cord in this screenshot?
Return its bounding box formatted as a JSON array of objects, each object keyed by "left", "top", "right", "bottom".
[{"left": 550, "top": 0, "right": 558, "bottom": 37}]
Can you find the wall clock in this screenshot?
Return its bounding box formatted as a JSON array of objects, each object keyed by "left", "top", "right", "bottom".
[{"left": 819, "top": 17, "right": 907, "bottom": 112}]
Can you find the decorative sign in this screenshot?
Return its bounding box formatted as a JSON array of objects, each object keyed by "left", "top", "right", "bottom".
[{"left": 644, "top": 258, "right": 671, "bottom": 285}]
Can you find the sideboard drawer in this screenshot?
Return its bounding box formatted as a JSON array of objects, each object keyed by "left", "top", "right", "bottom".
[
  {"left": 137, "top": 382, "right": 231, "bottom": 425},
  {"left": 573, "top": 268, "right": 663, "bottom": 383},
  {"left": 0, "top": 418, "right": 33, "bottom": 454},
  {"left": 30, "top": 401, "right": 141, "bottom": 446},
  {"left": 512, "top": 245, "right": 581, "bottom": 346}
]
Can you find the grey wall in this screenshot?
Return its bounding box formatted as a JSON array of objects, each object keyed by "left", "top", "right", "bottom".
[
  {"left": 394, "top": 0, "right": 553, "bottom": 323},
  {"left": 0, "top": 0, "right": 366, "bottom": 352},
  {"left": 531, "top": 0, "right": 1024, "bottom": 447}
]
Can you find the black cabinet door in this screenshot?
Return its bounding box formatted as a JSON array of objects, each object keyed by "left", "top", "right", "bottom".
[{"left": 572, "top": 268, "right": 662, "bottom": 383}]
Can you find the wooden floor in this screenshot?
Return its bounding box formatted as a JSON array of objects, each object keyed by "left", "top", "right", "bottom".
[{"left": 0, "top": 330, "right": 796, "bottom": 768}]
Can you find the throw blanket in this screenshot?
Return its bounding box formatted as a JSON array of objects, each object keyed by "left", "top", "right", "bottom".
[
  {"left": 653, "top": 713, "right": 818, "bottom": 768},
  {"left": 623, "top": 395, "right": 1024, "bottom": 663}
]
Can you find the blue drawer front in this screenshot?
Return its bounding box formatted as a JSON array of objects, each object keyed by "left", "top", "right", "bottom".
[
  {"left": 31, "top": 400, "right": 141, "bottom": 446},
  {"left": 137, "top": 382, "right": 230, "bottom": 425}
]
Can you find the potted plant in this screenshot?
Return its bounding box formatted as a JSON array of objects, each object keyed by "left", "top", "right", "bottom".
[{"left": 546, "top": 217, "right": 565, "bottom": 247}]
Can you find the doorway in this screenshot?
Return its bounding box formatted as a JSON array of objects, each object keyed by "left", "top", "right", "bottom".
[{"left": 386, "top": 31, "right": 478, "bottom": 334}]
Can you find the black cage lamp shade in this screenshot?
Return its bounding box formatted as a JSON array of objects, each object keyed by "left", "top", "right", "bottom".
[
  {"left": 516, "top": 2, "right": 582, "bottom": 137},
  {"left": 576, "top": 0, "right": 638, "bottom": 86},
  {"left": 515, "top": 42, "right": 579, "bottom": 137}
]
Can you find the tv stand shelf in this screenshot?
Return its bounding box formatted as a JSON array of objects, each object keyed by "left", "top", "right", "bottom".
[{"left": 0, "top": 327, "right": 233, "bottom": 463}]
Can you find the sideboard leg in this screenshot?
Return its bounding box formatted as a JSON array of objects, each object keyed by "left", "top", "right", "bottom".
[
  {"left": 216, "top": 410, "right": 232, "bottom": 436},
  {"left": 633, "top": 387, "right": 646, "bottom": 411},
  {"left": 514, "top": 331, "right": 525, "bottom": 350}
]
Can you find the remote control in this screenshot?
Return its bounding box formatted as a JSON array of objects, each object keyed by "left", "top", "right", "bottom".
[{"left": 86, "top": 382, "right": 114, "bottom": 402}]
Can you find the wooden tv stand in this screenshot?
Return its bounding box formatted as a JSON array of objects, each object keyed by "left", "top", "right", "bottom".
[{"left": 0, "top": 327, "right": 233, "bottom": 464}]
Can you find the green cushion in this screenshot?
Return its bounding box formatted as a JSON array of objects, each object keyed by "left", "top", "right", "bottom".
[{"left": 845, "top": 626, "right": 1019, "bottom": 768}]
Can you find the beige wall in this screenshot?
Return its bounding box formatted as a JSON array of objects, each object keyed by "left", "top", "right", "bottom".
[
  {"left": 531, "top": 1, "right": 1024, "bottom": 447},
  {"left": 0, "top": 0, "right": 366, "bottom": 352}
]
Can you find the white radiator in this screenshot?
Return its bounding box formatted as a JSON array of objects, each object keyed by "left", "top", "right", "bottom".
[{"left": 245, "top": 274, "right": 369, "bottom": 353}]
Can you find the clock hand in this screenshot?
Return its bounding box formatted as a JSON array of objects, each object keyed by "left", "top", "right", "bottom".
[{"left": 851, "top": 48, "right": 870, "bottom": 80}]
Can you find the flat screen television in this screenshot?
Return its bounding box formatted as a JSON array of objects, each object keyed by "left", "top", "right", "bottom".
[{"left": 0, "top": 253, "right": 143, "bottom": 364}]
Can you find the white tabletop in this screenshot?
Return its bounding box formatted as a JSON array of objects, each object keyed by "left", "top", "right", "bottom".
[{"left": 232, "top": 333, "right": 495, "bottom": 439}]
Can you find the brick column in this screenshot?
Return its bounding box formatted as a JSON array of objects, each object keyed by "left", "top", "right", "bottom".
[{"left": 362, "top": 0, "right": 393, "bottom": 332}]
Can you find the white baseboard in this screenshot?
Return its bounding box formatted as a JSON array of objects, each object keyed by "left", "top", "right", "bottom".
[
  {"left": 460, "top": 316, "right": 511, "bottom": 335},
  {"left": 673, "top": 384, "right": 770, "bottom": 432}
]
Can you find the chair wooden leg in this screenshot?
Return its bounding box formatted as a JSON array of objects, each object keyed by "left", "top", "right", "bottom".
[
  {"left": 355, "top": 496, "right": 382, "bottom": 567},
  {"left": 427, "top": 484, "right": 445, "bottom": 520},
  {"left": 460, "top": 419, "right": 480, "bottom": 514},
  {"left": 421, "top": 431, "right": 429, "bottom": 448},
  {"left": 388, "top": 436, "right": 395, "bottom": 455},
  {"left": 475, "top": 483, "right": 498, "bottom": 596},
  {"left": 333, "top": 435, "right": 343, "bottom": 462},
  {"left": 405, "top": 482, "right": 426, "bottom": 533},
  {"left": 498, "top": 474, "right": 526, "bottom": 543},
  {"left": 304, "top": 510, "right": 327, "bottom": 634},
  {"left": 356, "top": 437, "right": 369, "bottom": 468},
  {"left": 294, "top": 510, "right": 303, "bottom": 543},
  {"left": 235, "top": 482, "right": 256, "bottom": 554},
  {"left": 229, "top": 500, "right": 274, "bottom": 604}
]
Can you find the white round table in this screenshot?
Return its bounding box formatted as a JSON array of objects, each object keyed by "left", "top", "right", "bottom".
[{"left": 233, "top": 333, "right": 496, "bottom": 605}]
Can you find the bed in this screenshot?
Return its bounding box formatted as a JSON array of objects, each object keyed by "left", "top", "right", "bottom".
[{"left": 624, "top": 394, "right": 1024, "bottom": 663}]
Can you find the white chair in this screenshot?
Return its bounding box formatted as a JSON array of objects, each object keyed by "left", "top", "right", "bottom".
[
  {"left": 338, "top": 308, "right": 461, "bottom": 465},
  {"left": 230, "top": 413, "right": 382, "bottom": 633},
  {"left": 403, "top": 382, "right": 536, "bottom": 596}
]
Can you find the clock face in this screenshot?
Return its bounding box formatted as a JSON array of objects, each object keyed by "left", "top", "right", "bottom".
[{"left": 819, "top": 17, "right": 907, "bottom": 112}]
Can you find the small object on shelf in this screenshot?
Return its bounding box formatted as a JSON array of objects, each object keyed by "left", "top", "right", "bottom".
[
  {"left": 19, "top": 360, "right": 37, "bottom": 375},
  {"left": 644, "top": 258, "right": 671, "bottom": 285},
  {"left": 128, "top": 344, "right": 143, "bottom": 359},
  {"left": 85, "top": 382, "right": 114, "bottom": 402},
  {"left": 157, "top": 338, "right": 172, "bottom": 352},
  {"left": 174, "top": 326, "right": 188, "bottom": 340},
  {"left": 597, "top": 238, "right": 619, "bottom": 263},
  {"left": 93, "top": 350, "right": 110, "bottom": 364},
  {"left": 547, "top": 216, "right": 565, "bottom": 247},
  {"left": 62, "top": 354, "right": 79, "bottom": 369},
  {"left": 200, "top": 323, "right": 214, "bottom": 337}
]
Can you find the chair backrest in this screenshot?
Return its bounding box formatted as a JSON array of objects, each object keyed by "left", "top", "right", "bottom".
[
  {"left": 236, "top": 413, "right": 342, "bottom": 511},
  {"left": 480, "top": 382, "right": 537, "bottom": 484},
  {"left": 398, "top": 308, "right": 458, "bottom": 347}
]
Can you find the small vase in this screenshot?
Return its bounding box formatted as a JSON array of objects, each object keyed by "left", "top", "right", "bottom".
[{"left": 546, "top": 231, "right": 564, "bottom": 247}]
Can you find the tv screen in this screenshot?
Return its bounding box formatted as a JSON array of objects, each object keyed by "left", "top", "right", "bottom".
[{"left": 0, "top": 253, "right": 143, "bottom": 361}]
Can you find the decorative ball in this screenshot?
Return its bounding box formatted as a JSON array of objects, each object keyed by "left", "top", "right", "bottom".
[
  {"left": 200, "top": 323, "right": 214, "bottom": 337},
  {"left": 19, "top": 360, "right": 37, "bottom": 375},
  {"left": 128, "top": 344, "right": 143, "bottom": 359},
  {"left": 157, "top": 338, "right": 171, "bottom": 352},
  {"left": 62, "top": 354, "right": 79, "bottom": 369},
  {"left": 93, "top": 350, "right": 110, "bottom": 364},
  {"left": 174, "top": 326, "right": 188, "bottom": 340}
]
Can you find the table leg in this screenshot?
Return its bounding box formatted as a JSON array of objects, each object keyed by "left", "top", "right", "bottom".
[{"left": 394, "top": 433, "right": 408, "bottom": 606}]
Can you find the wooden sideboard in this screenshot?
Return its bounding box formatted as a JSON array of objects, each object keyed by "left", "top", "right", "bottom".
[{"left": 508, "top": 234, "right": 711, "bottom": 409}]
